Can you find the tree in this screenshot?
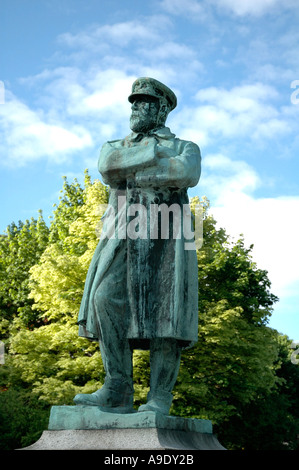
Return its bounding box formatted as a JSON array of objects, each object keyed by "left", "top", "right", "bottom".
[
  {"left": 9, "top": 188, "right": 279, "bottom": 409},
  {"left": 0, "top": 213, "right": 49, "bottom": 334},
  {"left": 216, "top": 333, "right": 299, "bottom": 450},
  {"left": 2, "top": 175, "right": 298, "bottom": 450},
  {"left": 28, "top": 171, "right": 108, "bottom": 321},
  {"left": 195, "top": 197, "right": 278, "bottom": 326},
  {"left": 0, "top": 388, "right": 49, "bottom": 450},
  {"left": 172, "top": 300, "right": 279, "bottom": 421},
  {"left": 6, "top": 173, "right": 109, "bottom": 404},
  {"left": 165, "top": 203, "right": 280, "bottom": 422}
]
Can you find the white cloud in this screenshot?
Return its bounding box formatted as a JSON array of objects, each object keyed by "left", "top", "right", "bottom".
[
  {"left": 202, "top": 153, "right": 261, "bottom": 198},
  {"left": 1, "top": 65, "right": 140, "bottom": 167},
  {"left": 170, "top": 83, "right": 292, "bottom": 147},
  {"left": 82, "top": 71, "right": 133, "bottom": 113},
  {"left": 0, "top": 15, "right": 208, "bottom": 168},
  {"left": 197, "top": 153, "right": 299, "bottom": 300},
  {"left": 56, "top": 16, "right": 201, "bottom": 87},
  {"left": 212, "top": 194, "right": 299, "bottom": 298},
  {"left": 1, "top": 16, "right": 296, "bottom": 174},
  {"left": 58, "top": 17, "right": 172, "bottom": 51},
  {"left": 138, "top": 41, "right": 197, "bottom": 61},
  {"left": 160, "top": 0, "right": 206, "bottom": 18},
  {"left": 250, "top": 64, "right": 296, "bottom": 83},
  {"left": 196, "top": 83, "right": 279, "bottom": 111},
  {"left": 213, "top": 0, "right": 299, "bottom": 16},
  {"left": 161, "top": 0, "right": 299, "bottom": 18},
  {"left": 0, "top": 93, "right": 93, "bottom": 166},
  {"left": 212, "top": 0, "right": 280, "bottom": 16}
]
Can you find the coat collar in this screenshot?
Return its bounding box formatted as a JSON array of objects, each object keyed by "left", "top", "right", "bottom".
[{"left": 127, "top": 126, "right": 175, "bottom": 142}]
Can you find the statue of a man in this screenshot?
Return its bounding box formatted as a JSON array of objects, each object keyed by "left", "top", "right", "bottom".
[{"left": 74, "top": 77, "right": 201, "bottom": 415}]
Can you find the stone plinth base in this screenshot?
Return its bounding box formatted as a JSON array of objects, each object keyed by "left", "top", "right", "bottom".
[
  {"left": 22, "top": 428, "right": 225, "bottom": 450},
  {"left": 21, "top": 406, "right": 226, "bottom": 450}
]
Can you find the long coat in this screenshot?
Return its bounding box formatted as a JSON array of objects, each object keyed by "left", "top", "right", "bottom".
[{"left": 78, "top": 127, "right": 201, "bottom": 349}]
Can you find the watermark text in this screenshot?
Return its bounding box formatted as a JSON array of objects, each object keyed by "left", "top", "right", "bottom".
[
  {"left": 0, "top": 341, "right": 4, "bottom": 364},
  {"left": 291, "top": 342, "right": 299, "bottom": 365},
  {"left": 0, "top": 81, "right": 5, "bottom": 104},
  {"left": 290, "top": 80, "right": 299, "bottom": 104},
  {"left": 96, "top": 196, "right": 203, "bottom": 251}
]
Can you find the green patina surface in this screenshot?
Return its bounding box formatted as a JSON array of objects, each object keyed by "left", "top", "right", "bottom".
[
  {"left": 49, "top": 406, "right": 212, "bottom": 434},
  {"left": 74, "top": 77, "right": 202, "bottom": 415}
]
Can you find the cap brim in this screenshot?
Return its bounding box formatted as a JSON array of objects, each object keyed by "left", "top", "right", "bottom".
[{"left": 128, "top": 92, "right": 159, "bottom": 104}]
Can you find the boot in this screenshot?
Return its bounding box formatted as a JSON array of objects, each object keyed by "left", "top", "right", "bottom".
[
  {"left": 138, "top": 338, "right": 181, "bottom": 415},
  {"left": 138, "top": 389, "right": 173, "bottom": 414},
  {"left": 74, "top": 339, "right": 134, "bottom": 413},
  {"left": 73, "top": 378, "right": 134, "bottom": 413}
]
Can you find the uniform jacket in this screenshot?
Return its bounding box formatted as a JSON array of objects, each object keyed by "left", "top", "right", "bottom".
[{"left": 78, "top": 127, "right": 201, "bottom": 348}]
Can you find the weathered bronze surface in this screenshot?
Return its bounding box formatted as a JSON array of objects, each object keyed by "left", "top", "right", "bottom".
[{"left": 74, "top": 77, "right": 201, "bottom": 415}]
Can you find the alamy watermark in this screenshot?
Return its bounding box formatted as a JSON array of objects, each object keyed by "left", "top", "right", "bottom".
[
  {"left": 290, "top": 80, "right": 299, "bottom": 104},
  {"left": 0, "top": 81, "right": 5, "bottom": 104},
  {"left": 0, "top": 341, "right": 4, "bottom": 365},
  {"left": 96, "top": 195, "right": 203, "bottom": 251},
  {"left": 290, "top": 342, "right": 299, "bottom": 365}
]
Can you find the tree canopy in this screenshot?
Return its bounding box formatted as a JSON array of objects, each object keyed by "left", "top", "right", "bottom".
[{"left": 0, "top": 172, "right": 298, "bottom": 450}]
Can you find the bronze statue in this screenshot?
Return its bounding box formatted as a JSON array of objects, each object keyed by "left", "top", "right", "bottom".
[{"left": 74, "top": 77, "right": 201, "bottom": 415}]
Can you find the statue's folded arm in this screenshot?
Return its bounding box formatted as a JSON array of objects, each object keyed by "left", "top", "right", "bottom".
[{"left": 98, "top": 138, "right": 201, "bottom": 189}]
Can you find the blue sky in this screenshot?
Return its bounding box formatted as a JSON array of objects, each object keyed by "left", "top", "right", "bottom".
[{"left": 1, "top": 0, "right": 299, "bottom": 342}]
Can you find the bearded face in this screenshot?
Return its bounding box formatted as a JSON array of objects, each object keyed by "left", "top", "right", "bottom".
[{"left": 130, "top": 95, "right": 160, "bottom": 133}]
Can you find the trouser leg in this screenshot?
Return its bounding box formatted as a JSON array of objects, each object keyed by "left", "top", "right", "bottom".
[
  {"left": 138, "top": 338, "right": 182, "bottom": 415},
  {"left": 74, "top": 302, "right": 134, "bottom": 409},
  {"left": 95, "top": 246, "right": 133, "bottom": 390},
  {"left": 74, "top": 247, "right": 134, "bottom": 410},
  {"left": 74, "top": 310, "right": 134, "bottom": 410},
  {"left": 99, "top": 337, "right": 133, "bottom": 390}
]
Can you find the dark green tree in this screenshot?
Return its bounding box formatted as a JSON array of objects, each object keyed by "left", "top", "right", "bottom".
[
  {"left": 0, "top": 213, "right": 49, "bottom": 333},
  {"left": 1, "top": 178, "right": 298, "bottom": 450},
  {"left": 216, "top": 333, "right": 299, "bottom": 450}
]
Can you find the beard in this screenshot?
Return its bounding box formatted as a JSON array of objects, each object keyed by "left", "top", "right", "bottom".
[{"left": 130, "top": 111, "right": 157, "bottom": 133}]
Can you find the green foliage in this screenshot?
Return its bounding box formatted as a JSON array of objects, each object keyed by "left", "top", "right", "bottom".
[
  {"left": 132, "top": 350, "right": 150, "bottom": 407},
  {"left": 0, "top": 212, "right": 49, "bottom": 333},
  {"left": 8, "top": 321, "right": 103, "bottom": 405},
  {"left": 173, "top": 301, "right": 279, "bottom": 420},
  {"left": 0, "top": 174, "right": 298, "bottom": 450},
  {"left": 0, "top": 389, "right": 50, "bottom": 450},
  {"left": 28, "top": 172, "right": 108, "bottom": 321},
  {"left": 5, "top": 173, "right": 109, "bottom": 408},
  {"left": 48, "top": 175, "right": 85, "bottom": 245},
  {"left": 216, "top": 333, "right": 299, "bottom": 450}
]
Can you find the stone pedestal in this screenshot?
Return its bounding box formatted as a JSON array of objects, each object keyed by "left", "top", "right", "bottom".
[{"left": 21, "top": 406, "right": 226, "bottom": 450}]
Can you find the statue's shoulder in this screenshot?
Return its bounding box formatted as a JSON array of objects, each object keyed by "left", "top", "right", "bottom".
[
  {"left": 172, "top": 135, "right": 201, "bottom": 155},
  {"left": 103, "top": 138, "right": 123, "bottom": 147},
  {"left": 100, "top": 138, "right": 125, "bottom": 157},
  {"left": 159, "top": 128, "right": 200, "bottom": 150}
]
